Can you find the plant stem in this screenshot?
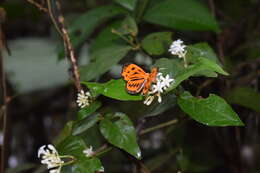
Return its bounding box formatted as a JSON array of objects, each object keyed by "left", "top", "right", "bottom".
[{"left": 140, "top": 119, "right": 178, "bottom": 135}]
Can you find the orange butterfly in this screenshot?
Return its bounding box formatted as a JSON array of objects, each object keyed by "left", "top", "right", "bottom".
[{"left": 121, "top": 64, "right": 158, "bottom": 95}]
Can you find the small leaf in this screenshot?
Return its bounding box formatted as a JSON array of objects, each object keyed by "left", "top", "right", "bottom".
[
  {"left": 143, "top": 0, "right": 220, "bottom": 32},
  {"left": 113, "top": 0, "right": 137, "bottom": 10},
  {"left": 70, "top": 157, "right": 103, "bottom": 173},
  {"left": 177, "top": 91, "right": 244, "bottom": 126},
  {"left": 77, "top": 101, "right": 102, "bottom": 120},
  {"left": 186, "top": 42, "right": 221, "bottom": 65},
  {"left": 225, "top": 87, "right": 260, "bottom": 113},
  {"left": 80, "top": 45, "right": 131, "bottom": 81},
  {"left": 55, "top": 121, "right": 73, "bottom": 145},
  {"left": 99, "top": 112, "right": 141, "bottom": 159},
  {"left": 141, "top": 32, "right": 173, "bottom": 55},
  {"left": 82, "top": 79, "right": 143, "bottom": 101},
  {"left": 114, "top": 16, "right": 138, "bottom": 36},
  {"left": 58, "top": 5, "right": 127, "bottom": 59},
  {"left": 73, "top": 113, "right": 101, "bottom": 136},
  {"left": 57, "top": 136, "right": 86, "bottom": 160}
]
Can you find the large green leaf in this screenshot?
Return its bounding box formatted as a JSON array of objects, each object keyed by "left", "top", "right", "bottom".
[
  {"left": 77, "top": 101, "right": 102, "bottom": 120},
  {"left": 113, "top": 0, "right": 137, "bottom": 10},
  {"left": 73, "top": 113, "right": 101, "bottom": 136},
  {"left": 177, "top": 91, "right": 244, "bottom": 126},
  {"left": 82, "top": 79, "right": 143, "bottom": 101},
  {"left": 70, "top": 158, "right": 103, "bottom": 173},
  {"left": 58, "top": 5, "right": 127, "bottom": 59},
  {"left": 167, "top": 57, "right": 228, "bottom": 92},
  {"left": 80, "top": 45, "right": 131, "bottom": 81},
  {"left": 99, "top": 112, "right": 141, "bottom": 159},
  {"left": 143, "top": 0, "right": 220, "bottom": 32},
  {"left": 225, "top": 87, "right": 260, "bottom": 113},
  {"left": 141, "top": 32, "right": 173, "bottom": 55}
]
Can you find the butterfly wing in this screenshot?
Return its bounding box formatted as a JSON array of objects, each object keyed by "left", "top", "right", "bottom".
[
  {"left": 121, "top": 64, "right": 147, "bottom": 81},
  {"left": 126, "top": 78, "right": 146, "bottom": 94}
]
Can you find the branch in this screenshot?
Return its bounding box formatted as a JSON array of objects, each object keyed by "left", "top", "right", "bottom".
[
  {"left": 0, "top": 7, "right": 9, "bottom": 173},
  {"left": 26, "top": 0, "right": 48, "bottom": 13},
  {"left": 46, "top": 0, "right": 81, "bottom": 91}
]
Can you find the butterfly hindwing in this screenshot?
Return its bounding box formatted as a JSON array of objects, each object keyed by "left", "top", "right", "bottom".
[{"left": 126, "top": 78, "right": 146, "bottom": 94}]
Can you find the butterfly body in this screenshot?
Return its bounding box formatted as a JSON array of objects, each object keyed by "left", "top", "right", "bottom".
[{"left": 121, "top": 64, "right": 158, "bottom": 95}]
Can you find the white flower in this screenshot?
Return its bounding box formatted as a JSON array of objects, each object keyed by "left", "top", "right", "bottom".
[
  {"left": 160, "top": 74, "right": 175, "bottom": 90},
  {"left": 98, "top": 166, "right": 105, "bottom": 172},
  {"left": 38, "top": 144, "right": 64, "bottom": 173},
  {"left": 83, "top": 146, "right": 94, "bottom": 157},
  {"left": 144, "top": 73, "right": 175, "bottom": 105},
  {"left": 169, "top": 39, "right": 187, "bottom": 58},
  {"left": 76, "top": 90, "right": 91, "bottom": 108}
]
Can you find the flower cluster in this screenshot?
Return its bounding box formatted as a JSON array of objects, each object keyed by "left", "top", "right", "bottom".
[
  {"left": 76, "top": 90, "right": 91, "bottom": 108},
  {"left": 38, "top": 144, "right": 64, "bottom": 173},
  {"left": 144, "top": 73, "right": 175, "bottom": 105},
  {"left": 168, "top": 39, "right": 187, "bottom": 58}
]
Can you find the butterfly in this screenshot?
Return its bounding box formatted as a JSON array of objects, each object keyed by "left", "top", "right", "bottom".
[{"left": 121, "top": 63, "right": 158, "bottom": 95}]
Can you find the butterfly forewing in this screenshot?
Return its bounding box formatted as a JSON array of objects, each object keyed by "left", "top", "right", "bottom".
[{"left": 122, "top": 64, "right": 147, "bottom": 81}]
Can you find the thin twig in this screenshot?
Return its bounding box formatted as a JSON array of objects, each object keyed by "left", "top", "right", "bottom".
[
  {"left": 140, "top": 119, "right": 178, "bottom": 135},
  {"left": 26, "top": 0, "right": 48, "bottom": 13},
  {"left": 27, "top": 0, "right": 82, "bottom": 91},
  {"left": 47, "top": 0, "right": 81, "bottom": 91}
]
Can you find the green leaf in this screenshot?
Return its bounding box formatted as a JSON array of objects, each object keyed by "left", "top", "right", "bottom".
[
  {"left": 82, "top": 79, "right": 143, "bottom": 101},
  {"left": 57, "top": 136, "right": 86, "bottom": 159},
  {"left": 143, "top": 0, "right": 220, "bottom": 32},
  {"left": 167, "top": 57, "right": 228, "bottom": 92},
  {"left": 113, "top": 0, "right": 137, "bottom": 10},
  {"left": 77, "top": 101, "right": 102, "bottom": 120},
  {"left": 58, "top": 5, "right": 127, "bottom": 59},
  {"left": 154, "top": 58, "right": 184, "bottom": 78},
  {"left": 114, "top": 15, "right": 138, "bottom": 36},
  {"left": 73, "top": 113, "right": 101, "bottom": 136},
  {"left": 55, "top": 121, "right": 73, "bottom": 145},
  {"left": 141, "top": 32, "right": 172, "bottom": 55},
  {"left": 186, "top": 43, "right": 222, "bottom": 77},
  {"left": 70, "top": 158, "right": 103, "bottom": 173},
  {"left": 144, "top": 92, "right": 177, "bottom": 117},
  {"left": 177, "top": 91, "right": 244, "bottom": 126},
  {"left": 99, "top": 112, "right": 141, "bottom": 159},
  {"left": 225, "top": 87, "right": 260, "bottom": 113},
  {"left": 186, "top": 42, "right": 221, "bottom": 65},
  {"left": 80, "top": 45, "right": 131, "bottom": 81},
  {"left": 89, "top": 21, "right": 121, "bottom": 54}
]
